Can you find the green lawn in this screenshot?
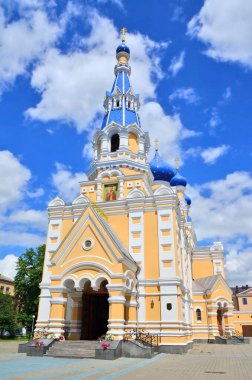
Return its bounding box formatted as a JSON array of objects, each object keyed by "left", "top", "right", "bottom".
[{"left": 0, "top": 338, "right": 28, "bottom": 342}]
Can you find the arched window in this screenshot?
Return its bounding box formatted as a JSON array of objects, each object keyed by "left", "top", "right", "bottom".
[
  {"left": 196, "top": 308, "right": 201, "bottom": 321},
  {"left": 128, "top": 101, "right": 131, "bottom": 109},
  {"left": 111, "top": 134, "right": 120, "bottom": 152},
  {"left": 116, "top": 100, "right": 120, "bottom": 108}
]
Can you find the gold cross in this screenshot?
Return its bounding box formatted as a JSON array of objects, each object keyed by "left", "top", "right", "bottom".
[
  {"left": 154, "top": 138, "right": 159, "bottom": 151},
  {"left": 121, "top": 27, "right": 127, "bottom": 42},
  {"left": 175, "top": 156, "right": 180, "bottom": 170}
]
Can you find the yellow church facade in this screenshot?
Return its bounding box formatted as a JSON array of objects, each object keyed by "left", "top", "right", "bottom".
[{"left": 36, "top": 32, "right": 235, "bottom": 352}]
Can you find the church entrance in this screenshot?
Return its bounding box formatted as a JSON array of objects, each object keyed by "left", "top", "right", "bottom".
[
  {"left": 217, "top": 308, "right": 223, "bottom": 336},
  {"left": 80, "top": 280, "right": 109, "bottom": 340}
]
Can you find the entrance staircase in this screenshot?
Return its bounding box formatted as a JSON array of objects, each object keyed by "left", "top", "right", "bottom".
[{"left": 46, "top": 340, "right": 98, "bottom": 358}]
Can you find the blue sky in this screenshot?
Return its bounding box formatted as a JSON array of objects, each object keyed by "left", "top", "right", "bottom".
[{"left": 0, "top": 0, "right": 252, "bottom": 285}]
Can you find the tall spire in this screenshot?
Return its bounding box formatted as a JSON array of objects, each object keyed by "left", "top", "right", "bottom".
[{"left": 101, "top": 28, "right": 141, "bottom": 130}]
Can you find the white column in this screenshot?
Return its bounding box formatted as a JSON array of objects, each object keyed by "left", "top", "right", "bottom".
[
  {"left": 118, "top": 176, "right": 124, "bottom": 200},
  {"left": 96, "top": 180, "right": 102, "bottom": 202},
  {"left": 101, "top": 137, "right": 108, "bottom": 153},
  {"left": 128, "top": 211, "right": 144, "bottom": 279},
  {"left": 138, "top": 138, "right": 145, "bottom": 154},
  {"left": 120, "top": 130, "right": 128, "bottom": 149}
]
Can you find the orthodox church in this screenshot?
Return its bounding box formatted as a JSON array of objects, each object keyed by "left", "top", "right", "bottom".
[{"left": 36, "top": 30, "right": 234, "bottom": 352}]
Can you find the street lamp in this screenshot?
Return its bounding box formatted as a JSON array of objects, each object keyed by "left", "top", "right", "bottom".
[{"left": 31, "top": 315, "right": 35, "bottom": 339}]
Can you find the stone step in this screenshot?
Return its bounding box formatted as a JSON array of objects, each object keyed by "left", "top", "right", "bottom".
[
  {"left": 46, "top": 340, "right": 98, "bottom": 358},
  {"left": 56, "top": 341, "right": 98, "bottom": 345},
  {"left": 47, "top": 351, "right": 95, "bottom": 356},
  {"left": 46, "top": 353, "right": 95, "bottom": 358},
  {"left": 53, "top": 343, "right": 98, "bottom": 347}
]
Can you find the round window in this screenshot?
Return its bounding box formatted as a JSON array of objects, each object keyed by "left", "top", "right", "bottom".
[{"left": 82, "top": 238, "right": 94, "bottom": 251}]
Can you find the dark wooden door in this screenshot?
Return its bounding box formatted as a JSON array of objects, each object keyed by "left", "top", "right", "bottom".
[
  {"left": 81, "top": 293, "right": 109, "bottom": 340},
  {"left": 242, "top": 325, "right": 252, "bottom": 337},
  {"left": 217, "top": 309, "right": 223, "bottom": 336}
]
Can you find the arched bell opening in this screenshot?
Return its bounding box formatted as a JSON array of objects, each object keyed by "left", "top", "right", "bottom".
[
  {"left": 111, "top": 133, "right": 120, "bottom": 152},
  {"left": 80, "top": 280, "right": 109, "bottom": 340}
]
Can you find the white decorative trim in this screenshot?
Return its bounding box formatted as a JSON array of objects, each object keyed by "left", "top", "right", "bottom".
[
  {"left": 126, "top": 188, "right": 145, "bottom": 199},
  {"left": 48, "top": 196, "right": 65, "bottom": 207},
  {"left": 50, "top": 297, "right": 67, "bottom": 305},
  {"left": 82, "top": 238, "right": 94, "bottom": 251},
  {"left": 106, "top": 285, "right": 127, "bottom": 292},
  {"left": 72, "top": 194, "right": 89, "bottom": 205},
  {"left": 194, "top": 306, "right": 203, "bottom": 311},
  {"left": 154, "top": 184, "right": 173, "bottom": 196},
  {"left": 108, "top": 296, "right": 126, "bottom": 304}
]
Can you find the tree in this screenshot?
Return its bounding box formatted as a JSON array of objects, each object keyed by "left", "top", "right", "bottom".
[
  {"left": 0, "top": 291, "right": 17, "bottom": 337},
  {"left": 14, "top": 245, "right": 45, "bottom": 331}
]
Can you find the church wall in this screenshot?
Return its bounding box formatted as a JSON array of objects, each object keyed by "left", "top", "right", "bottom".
[
  {"left": 60, "top": 218, "right": 74, "bottom": 242},
  {"left": 144, "top": 211, "right": 159, "bottom": 279},
  {"left": 128, "top": 132, "right": 138, "bottom": 153},
  {"left": 192, "top": 259, "right": 214, "bottom": 279}
]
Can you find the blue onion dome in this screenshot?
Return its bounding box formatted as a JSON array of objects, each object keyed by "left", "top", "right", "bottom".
[
  {"left": 170, "top": 171, "right": 187, "bottom": 187},
  {"left": 116, "top": 43, "right": 130, "bottom": 55},
  {"left": 150, "top": 150, "right": 175, "bottom": 182},
  {"left": 184, "top": 193, "right": 191, "bottom": 206}
]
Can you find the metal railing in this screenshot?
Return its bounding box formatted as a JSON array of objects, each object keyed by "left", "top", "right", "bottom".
[
  {"left": 123, "top": 329, "right": 160, "bottom": 347},
  {"left": 223, "top": 329, "right": 244, "bottom": 340}
]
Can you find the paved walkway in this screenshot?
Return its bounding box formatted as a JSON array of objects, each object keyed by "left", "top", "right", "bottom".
[{"left": 0, "top": 342, "right": 252, "bottom": 380}]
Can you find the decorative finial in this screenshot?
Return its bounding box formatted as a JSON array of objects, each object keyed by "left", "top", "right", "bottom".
[
  {"left": 121, "top": 27, "right": 127, "bottom": 43},
  {"left": 154, "top": 138, "right": 159, "bottom": 151},
  {"left": 175, "top": 156, "right": 180, "bottom": 170}
]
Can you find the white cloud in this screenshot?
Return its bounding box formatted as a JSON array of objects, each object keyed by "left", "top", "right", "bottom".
[
  {"left": 189, "top": 171, "right": 252, "bottom": 285},
  {"left": 26, "top": 11, "right": 196, "bottom": 162},
  {"left": 0, "top": 254, "right": 18, "bottom": 279},
  {"left": 189, "top": 171, "right": 252, "bottom": 242},
  {"left": 222, "top": 87, "right": 232, "bottom": 101},
  {"left": 0, "top": 150, "right": 31, "bottom": 211},
  {"left": 26, "top": 11, "right": 167, "bottom": 132},
  {"left": 171, "top": 5, "right": 185, "bottom": 22},
  {"left": 169, "top": 50, "right": 185, "bottom": 76},
  {"left": 0, "top": 150, "right": 46, "bottom": 249},
  {"left": 169, "top": 87, "right": 199, "bottom": 104},
  {"left": 0, "top": 230, "right": 44, "bottom": 247},
  {"left": 201, "top": 144, "right": 229, "bottom": 164},
  {"left": 52, "top": 163, "right": 87, "bottom": 203},
  {"left": 0, "top": 6, "right": 62, "bottom": 94},
  {"left": 97, "top": 0, "right": 124, "bottom": 9},
  {"left": 8, "top": 209, "right": 47, "bottom": 229},
  {"left": 27, "top": 187, "right": 44, "bottom": 198},
  {"left": 209, "top": 108, "right": 221, "bottom": 128},
  {"left": 188, "top": 0, "right": 252, "bottom": 69},
  {"left": 140, "top": 102, "right": 194, "bottom": 164},
  {"left": 225, "top": 247, "right": 252, "bottom": 286}
]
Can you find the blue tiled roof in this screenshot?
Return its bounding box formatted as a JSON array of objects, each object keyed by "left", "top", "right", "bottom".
[
  {"left": 150, "top": 151, "right": 175, "bottom": 182},
  {"left": 184, "top": 193, "right": 192, "bottom": 205},
  {"left": 101, "top": 68, "right": 140, "bottom": 129},
  {"left": 116, "top": 43, "right": 130, "bottom": 55},
  {"left": 170, "top": 171, "right": 187, "bottom": 187}
]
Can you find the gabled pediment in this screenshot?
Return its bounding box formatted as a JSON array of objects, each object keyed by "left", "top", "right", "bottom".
[
  {"left": 50, "top": 205, "right": 136, "bottom": 272},
  {"left": 193, "top": 274, "right": 232, "bottom": 297}
]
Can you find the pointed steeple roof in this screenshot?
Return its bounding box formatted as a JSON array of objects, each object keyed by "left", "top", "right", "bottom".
[{"left": 101, "top": 32, "right": 141, "bottom": 129}]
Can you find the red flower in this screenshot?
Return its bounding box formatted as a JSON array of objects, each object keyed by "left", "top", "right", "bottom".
[{"left": 101, "top": 342, "right": 110, "bottom": 350}]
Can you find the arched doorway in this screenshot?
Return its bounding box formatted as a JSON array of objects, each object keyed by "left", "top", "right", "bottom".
[
  {"left": 217, "top": 308, "right": 223, "bottom": 336},
  {"left": 81, "top": 280, "right": 109, "bottom": 340}
]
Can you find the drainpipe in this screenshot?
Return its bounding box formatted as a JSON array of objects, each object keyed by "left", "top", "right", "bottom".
[
  {"left": 204, "top": 289, "right": 210, "bottom": 343},
  {"left": 135, "top": 266, "right": 141, "bottom": 337}
]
